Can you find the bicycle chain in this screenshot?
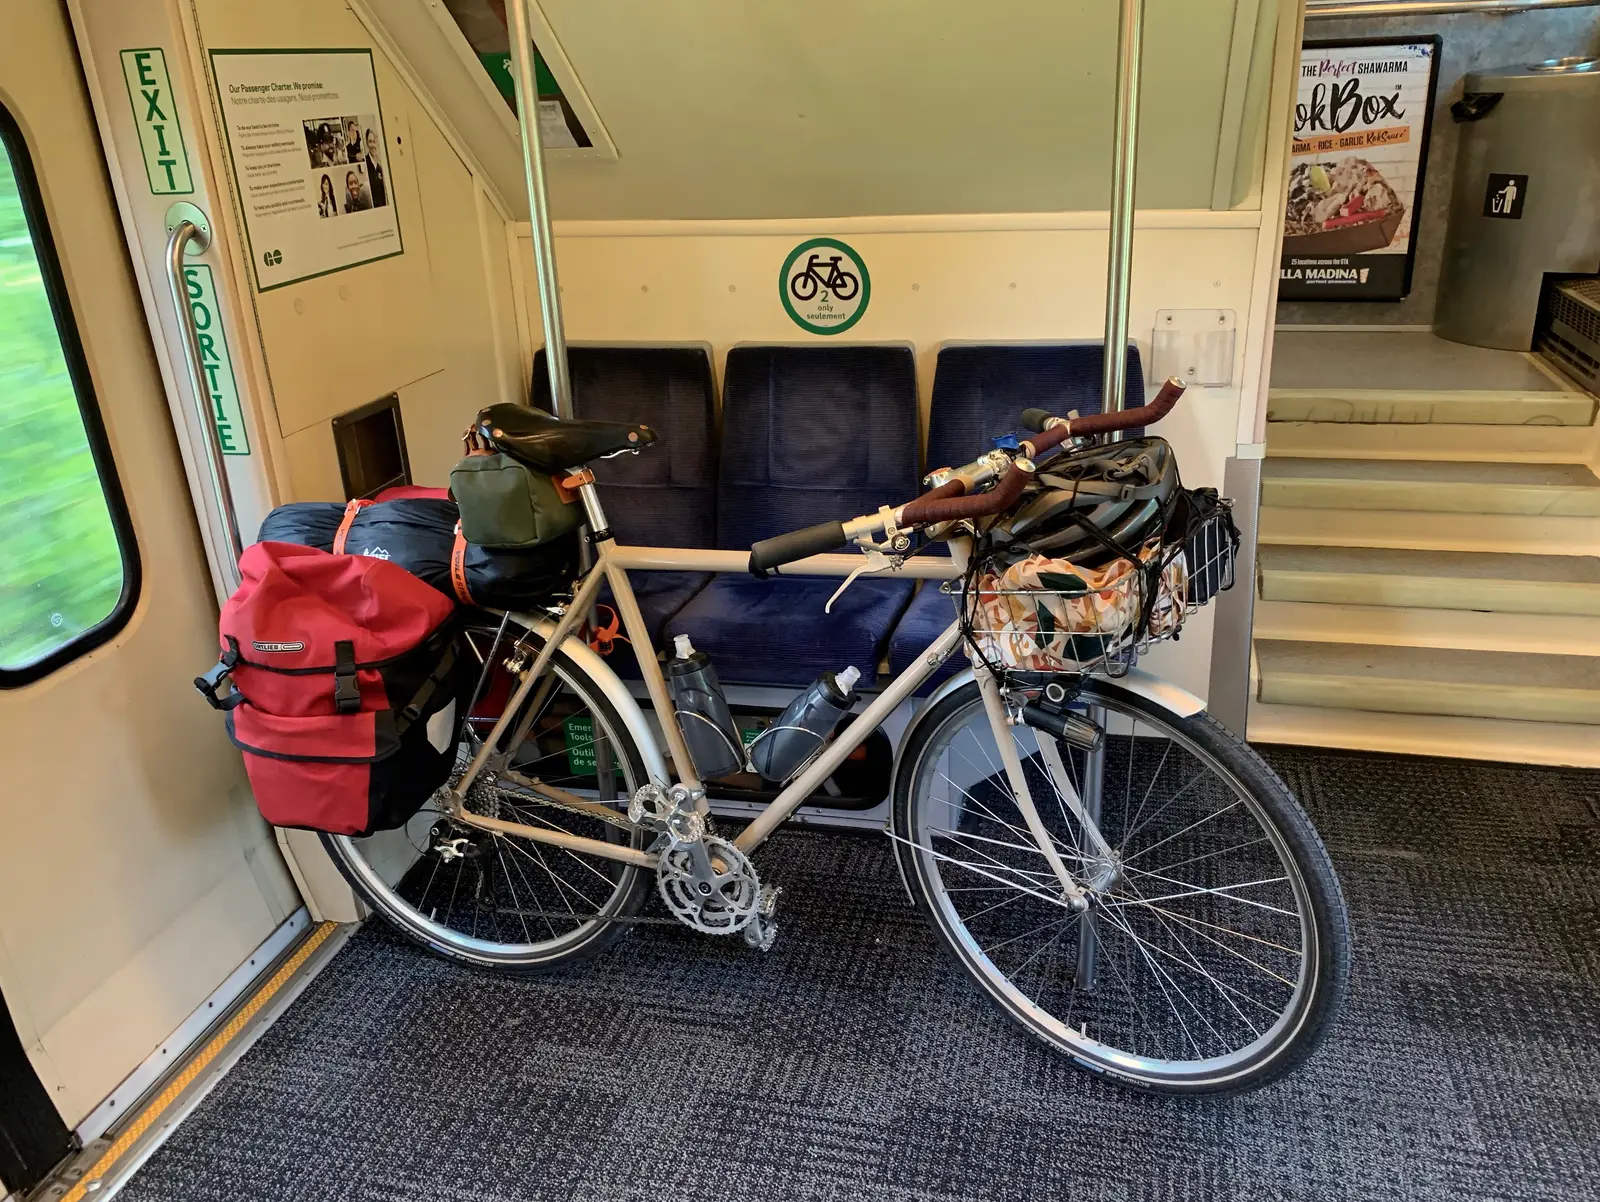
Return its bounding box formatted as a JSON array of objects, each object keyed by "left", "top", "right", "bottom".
[
  {"left": 478, "top": 902, "right": 684, "bottom": 927},
  {"left": 450, "top": 780, "right": 736, "bottom": 928},
  {"left": 464, "top": 774, "right": 639, "bottom": 832}
]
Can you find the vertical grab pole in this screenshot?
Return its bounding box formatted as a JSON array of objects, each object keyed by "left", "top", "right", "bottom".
[
  {"left": 505, "top": 1, "right": 611, "bottom": 531},
  {"left": 505, "top": 0, "right": 574, "bottom": 421},
  {"left": 1101, "top": 0, "right": 1146, "bottom": 422}
]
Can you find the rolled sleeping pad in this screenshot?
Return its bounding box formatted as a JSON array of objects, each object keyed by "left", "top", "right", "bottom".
[{"left": 256, "top": 498, "right": 576, "bottom": 610}]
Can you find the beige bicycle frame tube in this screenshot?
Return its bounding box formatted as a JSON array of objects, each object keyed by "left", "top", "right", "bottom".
[
  {"left": 449, "top": 535, "right": 1090, "bottom": 908},
  {"left": 449, "top": 536, "right": 960, "bottom": 865}
]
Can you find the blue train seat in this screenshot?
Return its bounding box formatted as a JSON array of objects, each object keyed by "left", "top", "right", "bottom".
[
  {"left": 667, "top": 345, "right": 921, "bottom": 687},
  {"left": 887, "top": 342, "right": 1145, "bottom": 690},
  {"left": 533, "top": 346, "right": 717, "bottom": 667}
]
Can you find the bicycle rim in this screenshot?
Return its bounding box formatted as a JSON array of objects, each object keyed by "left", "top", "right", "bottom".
[
  {"left": 897, "top": 680, "right": 1322, "bottom": 1089},
  {"left": 324, "top": 624, "right": 649, "bottom": 969}
]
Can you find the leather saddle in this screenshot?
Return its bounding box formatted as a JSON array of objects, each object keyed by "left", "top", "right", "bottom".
[{"left": 474, "top": 403, "right": 656, "bottom": 473}]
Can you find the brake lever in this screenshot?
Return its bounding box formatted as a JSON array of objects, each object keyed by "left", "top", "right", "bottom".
[{"left": 825, "top": 507, "right": 909, "bottom": 613}]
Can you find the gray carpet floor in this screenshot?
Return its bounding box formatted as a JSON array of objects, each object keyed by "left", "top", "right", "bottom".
[{"left": 119, "top": 746, "right": 1600, "bottom": 1202}]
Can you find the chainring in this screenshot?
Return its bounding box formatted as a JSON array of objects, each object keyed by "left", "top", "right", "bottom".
[{"left": 656, "top": 836, "right": 761, "bottom": 936}]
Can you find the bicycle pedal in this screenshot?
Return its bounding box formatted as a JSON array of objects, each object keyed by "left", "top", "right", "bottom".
[
  {"left": 742, "top": 914, "right": 778, "bottom": 952},
  {"left": 743, "top": 884, "right": 781, "bottom": 951}
]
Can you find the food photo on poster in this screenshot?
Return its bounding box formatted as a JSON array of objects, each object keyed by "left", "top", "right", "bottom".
[{"left": 1280, "top": 37, "right": 1442, "bottom": 302}]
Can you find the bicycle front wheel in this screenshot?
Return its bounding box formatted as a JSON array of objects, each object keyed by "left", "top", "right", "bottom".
[
  {"left": 322, "top": 619, "right": 654, "bottom": 973},
  {"left": 892, "top": 677, "right": 1349, "bottom": 1094}
]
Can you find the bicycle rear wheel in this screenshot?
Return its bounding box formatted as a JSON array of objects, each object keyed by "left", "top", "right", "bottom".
[
  {"left": 892, "top": 677, "right": 1349, "bottom": 1094},
  {"left": 322, "top": 619, "right": 653, "bottom": 972}
]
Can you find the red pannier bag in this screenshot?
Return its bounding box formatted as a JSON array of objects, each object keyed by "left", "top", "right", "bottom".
[{"left": 195, "top": 541, "right": 468, "bottom": 836}]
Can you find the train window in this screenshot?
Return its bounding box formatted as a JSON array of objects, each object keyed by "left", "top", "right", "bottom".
[{"left": 0, "top": 102, "right": 138, "bottom": 686}]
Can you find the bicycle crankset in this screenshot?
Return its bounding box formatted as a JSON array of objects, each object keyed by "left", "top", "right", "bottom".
[{"left": 656, "top": 835, "right": 761, "bottom": 936}]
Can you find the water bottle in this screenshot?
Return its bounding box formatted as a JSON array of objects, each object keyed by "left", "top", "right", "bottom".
[
  {"left": 749, "top": 666, "right": 861, "bottom": 783},
  {"left": 666, "top": 635, "right": 746, "bottom": 780}
]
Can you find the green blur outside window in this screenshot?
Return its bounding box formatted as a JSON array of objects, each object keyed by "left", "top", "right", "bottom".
[{"left": 0, "top": 102, "right": 137, "bottom": 683}]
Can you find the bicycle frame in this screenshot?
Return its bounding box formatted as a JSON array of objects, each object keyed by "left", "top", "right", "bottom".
[{"left": 445, "top": 479, "right": 1092, "bottom": 906}]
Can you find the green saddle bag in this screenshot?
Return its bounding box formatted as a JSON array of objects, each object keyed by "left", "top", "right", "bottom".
[{"left": 450, "top": 452, "right": 583, "bottom": 550}]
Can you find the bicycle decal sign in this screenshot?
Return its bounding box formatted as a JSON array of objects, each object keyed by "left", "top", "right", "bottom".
[{"left": 779, "top": 237, "right": 870, "bottom": 335}]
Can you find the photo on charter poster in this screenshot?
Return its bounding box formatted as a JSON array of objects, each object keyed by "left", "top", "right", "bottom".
[
  {"left": 1280, "top": 37, "right": 1441, "bottom": 302},
  {"left": 210, "top": 50, "right": 402, "bottom": 290}
]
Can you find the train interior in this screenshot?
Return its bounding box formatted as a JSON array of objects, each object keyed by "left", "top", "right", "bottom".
[{"left": 1, "top": 1, "right": 1596, "bottom": 1199}]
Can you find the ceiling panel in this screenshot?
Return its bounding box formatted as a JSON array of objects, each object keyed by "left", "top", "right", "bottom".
[{"left": 536, "top": 0, "right": 1256, "bottom": 220}]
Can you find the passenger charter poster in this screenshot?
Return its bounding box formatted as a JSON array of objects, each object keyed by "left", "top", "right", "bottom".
[
  {"left": 210, "top": 49, "right": 402, "bottom": 291},
  {"left": 1280, "top": 38, "right": 1441, "bottom": 301}
]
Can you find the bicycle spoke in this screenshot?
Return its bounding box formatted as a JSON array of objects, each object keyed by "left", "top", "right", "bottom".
[
  {"left": 330, "top": 631, "right": 648, "bottom": 968},
  {"left": 1102, "top": 874, "right": 1296, "bottom": 918},
  {"left": 902, "top": 683, "right": 1330, "bottom": 1084}
]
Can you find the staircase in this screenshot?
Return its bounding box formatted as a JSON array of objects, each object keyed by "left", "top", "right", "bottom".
[{"left": 1249, "top": 332, "right": 1600, "bottom": 768}]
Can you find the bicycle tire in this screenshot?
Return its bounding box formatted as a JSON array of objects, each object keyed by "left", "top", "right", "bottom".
[
  {"left": 790, "top": 271, "right": 819, "bottom": 302},
  {"left": 830, "top": 270, "right": 860, "bottom": 301},
  {"left": 322, "top": 626, "right": 654, "bottom": 974},
  {"left": 891, "top": 677, "right": 1350, "bottom": 1094}
]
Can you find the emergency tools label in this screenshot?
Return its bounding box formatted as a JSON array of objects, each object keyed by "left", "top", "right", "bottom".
[
  {"left": 780, "top": 238, "right": 870, "bottom": 335},
  {"left": 120, "top": 48, "right": 193, "bottom": 194},
  {"left": 564, "top": 714, "right": 613, "bottom": 777},
  {"left": 182, "top": 264, "right": 250, "bottom": 455},
  {"left": 208, "top": 49, "right": 402, "bottom": 290}
]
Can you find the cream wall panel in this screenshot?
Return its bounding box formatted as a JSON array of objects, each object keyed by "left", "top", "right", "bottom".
[
  {"left": 191, "top": 0, "right": 521, "bottom": 500},
  {"left": 403, "top": 105, "right": 510, "bottom": 481},
  {"left": 514, "top": 221, "right": 1259, "bottom": 698},
  {"left": 479, "top": 185, "right": 524, "bottom": 411},
  {"left": 536, "top": 0, "right": 1248, "bottom": 220},
  {"left": 280, "top": 420, "right": 346, "bottom": 503},
  {"left": 191, "top": 0, "right": 442, "bottom": 437},
  {"left": 400, "top": 371, "right": 475, "bottom": 488},
  {"left": 519, "top": 225, "right": 1253, "bottom": 480}
]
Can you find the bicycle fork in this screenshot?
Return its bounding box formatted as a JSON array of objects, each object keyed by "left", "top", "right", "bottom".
[{"left": 973, "top": 669, "right": 1092, "bottom": 913}]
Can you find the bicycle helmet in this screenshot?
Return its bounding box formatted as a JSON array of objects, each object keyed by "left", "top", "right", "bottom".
[{"left": 988, "top": 437, "right": 1180, "bottom": 569}]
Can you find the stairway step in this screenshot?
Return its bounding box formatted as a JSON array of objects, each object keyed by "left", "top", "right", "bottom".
[
  {"left": 1261, "top": 458, "right": 1600, "bottom": 516},
  {"left": 1267, "top": 388, "right": 1595, "bottom": 426},
  {"left": 1269, "top": 330, "right": 1567, "bottom": 393},
  {"left": 1266, "top": 420, "right": 1598, "bottom": 463},
  {"left": 1255, "top": 640, "right": 1600, "bottom": 725},
  {"left": 1254, "top": 599, "right": 1600, "bottom": 657},
  {"left": 1258, "top": 507, "right": 1600, "bottom": 556},
  {"left": 1248, "top": 702, "right": 1600, "bottom": 769},
  {"left": 1258, "top": 545, "right": 1600, "bottom": 616}
]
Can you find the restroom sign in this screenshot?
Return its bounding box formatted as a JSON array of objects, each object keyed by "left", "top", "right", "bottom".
[
  {"left": 780, "top": 238, "right": 871, "bottom": 335},
  {"left": 119, "top": 49, "right": 193, "bottom": 194},
  {"left": 182, "top": 265, "right": 250, "bottom": 455}
]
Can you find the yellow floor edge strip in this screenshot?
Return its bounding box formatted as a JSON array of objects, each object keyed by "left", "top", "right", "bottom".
[{"left": 60, "top": 920, "right": 340, "bottom": 1202}]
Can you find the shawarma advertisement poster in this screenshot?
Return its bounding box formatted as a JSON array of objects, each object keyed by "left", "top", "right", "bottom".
[{"left": 1281, "top": 38, "right": 1441, "bottom": 302}]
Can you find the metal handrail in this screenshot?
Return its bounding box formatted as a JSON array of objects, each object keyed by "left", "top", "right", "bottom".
[
  {"left": 1101, "top": 0, "right": 1145, "bottom": 422},
  {"left": 165, "top": 221, "right": 243, "bottom": 574},
  {"left": 1307, "top": 0, "right": 1599, "bottom": 17}
]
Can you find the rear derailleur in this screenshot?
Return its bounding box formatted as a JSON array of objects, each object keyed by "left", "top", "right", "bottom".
[{"left": 629, "top": 782, "right": 780, "bottom": 951}]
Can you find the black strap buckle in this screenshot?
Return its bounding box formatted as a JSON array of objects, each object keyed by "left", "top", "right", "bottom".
[
  {"left": 333, "top": 640, "right": 362, "bottom": 714},
  {"left": 195, "top": 638, "right": 243, "bottom": 710}
]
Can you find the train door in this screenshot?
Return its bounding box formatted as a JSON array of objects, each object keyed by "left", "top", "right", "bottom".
[{"left": 0, "top": 0, "right": 299, "bottom": 1192}]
